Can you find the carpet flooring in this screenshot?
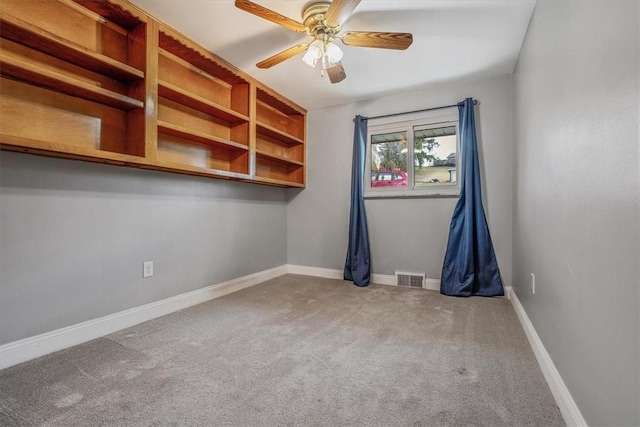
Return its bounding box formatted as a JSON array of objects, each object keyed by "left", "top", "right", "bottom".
[{"left": 0, "top": 274, "right": 564, "bottom": 426}]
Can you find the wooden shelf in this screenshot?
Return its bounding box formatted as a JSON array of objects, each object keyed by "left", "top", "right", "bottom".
[
  {"left": 158, "top": 121, "right": 248, "bottom": 152},
  {"left": 256, "top": 122, "right": 304, "bottom": 146},
  {"left": 256, "top": 149, "right": 304, "bottom": 167},
  {"left": 0, "top": 11, "right": 144, "bottom": 82},
  {"left": 0, "top": 133, "right": 148, "bottom": 162},
  {"left": 0, "top": 51, "right": 144, "bottom": 110},
  {"left": 158, "top": 80, "right": 248, "bottom": 124},
  {"left": 152, "top": 160, "right": 250, "bottom": 180},
  {"left": 253, "top": 176, "right": 305, "bottom": 188}
]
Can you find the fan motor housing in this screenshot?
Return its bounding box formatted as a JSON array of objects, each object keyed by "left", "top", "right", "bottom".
[{"left": 302, "top": 2, "right": 340, "bottom": 39}]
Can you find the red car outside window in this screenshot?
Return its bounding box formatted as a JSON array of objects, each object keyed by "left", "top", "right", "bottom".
[{"left": 371, "top": 170, "right": 408, "bottom": 187}]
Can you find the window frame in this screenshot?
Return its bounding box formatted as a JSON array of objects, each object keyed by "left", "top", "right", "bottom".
[{"left": 364, "top": 111, "right": 460, "bottom": 199}]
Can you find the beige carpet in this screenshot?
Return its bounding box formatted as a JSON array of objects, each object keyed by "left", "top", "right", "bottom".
[{"left": 0, "top": 274, "right": 564, "bottom": 426}]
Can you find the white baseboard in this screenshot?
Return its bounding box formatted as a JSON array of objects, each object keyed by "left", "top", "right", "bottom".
[
  {"left": 372, "top": 272, "right": 396, "bottom": 286},
  {"left": 286, "top": 264, "right": 343, "bottom": 280},
  {"left": 0, "top": 265, "right": 288, "bottom": 370},
  {"left": 286, "top": 264, "right": 441, "bottom": 291},
  {"left": 509, "top": 288, "right": 587, "bottom": 427},
  {"left": 423, "top": 278, "right": 441, "bottom": 291}
]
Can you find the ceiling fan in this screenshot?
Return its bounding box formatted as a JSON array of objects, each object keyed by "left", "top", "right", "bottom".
[{"left": 235, "top": 0, "right": 413, "bottom": 84}]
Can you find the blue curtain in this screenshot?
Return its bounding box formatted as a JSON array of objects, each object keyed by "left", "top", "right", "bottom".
[
  {"left": 441, "top": 98, "right": 504, "bottom": 297},
  {"left": 344, "top": 115, "right": 371, "bottom": 287}
]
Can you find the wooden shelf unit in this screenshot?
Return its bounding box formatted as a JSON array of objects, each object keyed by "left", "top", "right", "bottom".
[
  {"left": 0, "top": 0, "right": 306, "bottom": 187},
  {"left": 255, "top": 87, "right": 306, "bottom": 186},
  {"left": 155, "top": 28, "right": 251, "bottom": 175}
]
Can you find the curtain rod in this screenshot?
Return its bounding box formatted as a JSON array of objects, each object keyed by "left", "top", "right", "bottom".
[{"left": 367, "top": 99, "right": 477, "bottom": 121}]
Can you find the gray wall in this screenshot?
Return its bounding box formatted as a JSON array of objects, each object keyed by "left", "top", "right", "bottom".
[
  {"left": 512, "top": 1, "right": 640, "bottom": 425},
  {"left": 0, "top": 152, "right": 287, "bottom": 344},
  {"left": 288, "top": 75, "right": 514, "bottom": 283}
]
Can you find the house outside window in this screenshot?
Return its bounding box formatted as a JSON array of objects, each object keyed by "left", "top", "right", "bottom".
[{"left": 365, "top": 112, "right": 459, "bottom": 198}]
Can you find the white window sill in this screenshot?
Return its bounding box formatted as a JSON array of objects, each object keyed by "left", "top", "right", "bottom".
[{"left": 364, "top": 189, "right": 459, "bottom": 199}]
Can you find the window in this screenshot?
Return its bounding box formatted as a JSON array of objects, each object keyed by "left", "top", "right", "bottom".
[{"left": 365, "top": 112, "right": 459, "bottom": 198}]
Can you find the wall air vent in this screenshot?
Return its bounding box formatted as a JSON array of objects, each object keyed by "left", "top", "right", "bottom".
[{"left": 395, "top": 271, "right": 426, "bottom": 288}]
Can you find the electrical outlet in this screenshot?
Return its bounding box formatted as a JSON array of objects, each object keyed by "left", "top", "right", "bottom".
[
  {"left": 531, "top": 273, "right": 535, "bottom": 294},
  {"left": 143, "top": 261, "right": 154, "bottom": 278}
]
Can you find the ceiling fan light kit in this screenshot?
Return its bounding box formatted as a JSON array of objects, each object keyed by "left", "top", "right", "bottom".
[
  {"left": 235, "top": 0, "right": 413, "bottom": 84},
  {"left": 302, "top": 40, "right": 343, "bottom": 72}
]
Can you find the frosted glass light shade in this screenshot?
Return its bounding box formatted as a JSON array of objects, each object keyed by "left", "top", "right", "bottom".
[
  {"left": 302, "top": 40, "right": 323, "bottom": 68},
  {"left": 325, "top": 41, "right": 343, "bottom": 65}
]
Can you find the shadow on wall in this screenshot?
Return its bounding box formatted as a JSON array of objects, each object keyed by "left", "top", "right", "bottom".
[
  {"left": 286, "top": 187, "right": 304, "bottom": 203},
  {"left": 0, "top": 152, "right": 287, "bottom": 203}
]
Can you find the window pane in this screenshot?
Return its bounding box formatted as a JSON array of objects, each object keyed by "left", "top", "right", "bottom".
[
  {"left": 414, "top": 127, "right": 457, "bottom": 187},
  {"left": 370, "top": 131, "right": 408, "bottom": 189}
]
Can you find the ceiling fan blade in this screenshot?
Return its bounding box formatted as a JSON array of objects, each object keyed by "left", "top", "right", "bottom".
[
  {"left": 325, "top": 0, "right": 361, "bottom": 27},
  {"left": 326, "top": 61, "right": 347, "bottom": 84},
  {"left": 235, "top": 0, "right": 306, "bottom": 33},
  {"left": 342, "top": 31, "right": 413, "bottom": 50},
  {"left": 256, "top": 44, "right": 308, "bottom": 69}
]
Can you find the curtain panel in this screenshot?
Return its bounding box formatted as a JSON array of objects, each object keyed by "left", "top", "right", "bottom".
[
  {"left": 344, "top": 115, "right": 371, "bottom": 287},
  {"left": 441, "top": 98, "right": 504, "bottom": 297}
]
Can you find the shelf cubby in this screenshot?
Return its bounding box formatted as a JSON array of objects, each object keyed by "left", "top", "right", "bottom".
[
  {"left": 256, "top": 131, "right": 304, "bottom": 163},
  {"left": 0, "top": 2, "right": 146, "bottom": 82},
  {"left": 158, "top": 30, "right": 250, "bottom": 118},
  {"left": 156, "top": 131, "right": 249, "bottom": 175},
  {"left": 256, "top": 87, "right": 305, "bottom": 141},
  {"left": 158, "top": 121, "right": 248, "bottom": 152},
  {"left": 255, "top": 156, "right": 304, "bottom": 187},
  {"left": 0, "top": 50, "right": 143, "bottom": 110},
  {"left": 0, "top": 77, "right": 145, "bottom": 157},
  {"left": 256, "top": 122, "right": 305, "bottom": 146},
  {"left": 158, "top": 80, "right": 249, "bottom": 125},
  {"left": 158, "top": 97, "right": 249, "bottom": 146}
]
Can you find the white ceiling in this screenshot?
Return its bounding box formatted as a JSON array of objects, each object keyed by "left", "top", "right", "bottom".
[{"left": 129, "top": 0, "right": 535, "bottom": 110}]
